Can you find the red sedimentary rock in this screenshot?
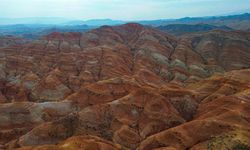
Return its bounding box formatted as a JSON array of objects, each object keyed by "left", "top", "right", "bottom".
[{"left": 0, "top": 24, "right": 249, "bottom": 149}]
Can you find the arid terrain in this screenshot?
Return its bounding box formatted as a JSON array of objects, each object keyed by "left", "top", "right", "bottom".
[{"left": 0, "top": 23, "right": 249, "bottom": 150}]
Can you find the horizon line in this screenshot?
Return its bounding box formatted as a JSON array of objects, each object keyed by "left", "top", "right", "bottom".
[{"left": 0, "top": 12, "right": 249, "bottom": 22}]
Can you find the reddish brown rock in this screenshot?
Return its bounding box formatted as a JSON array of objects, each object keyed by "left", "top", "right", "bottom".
[
  {"left": 17, "top": 84, "right": 185, "bottom": 149},
  {"left": 30, "top": 73, "right": 71, "bottom": 102},
  {"left": 0, "top": 91, "right": 7, "bottom": 103},
  {"left": 0, "top": 24, "right": 249, "bottom": 150},
  {"left": 0, "top": 35, "right": 27, "bottom": 48},
  {"left": 184, "top": 30, "right": 250, "bottom": 71},
  {"left": 138, "top": 69, "right": 250, "bottom": 150},
  {"left": 16, "top": 135, "right": 124, "bottom": 150},
  {"left": 0, "top": 101, "right": 75, "bottom": 145},
  {"left": 113, "top": 125, "right": 141, "bottom": 149}
]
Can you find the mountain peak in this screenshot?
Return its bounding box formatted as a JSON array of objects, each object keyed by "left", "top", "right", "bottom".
[{"left": 121, "top": 22, "right": 144, "bottom": 28}]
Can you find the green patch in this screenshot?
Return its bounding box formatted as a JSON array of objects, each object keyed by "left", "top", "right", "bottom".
[
  {"left": 207, "top": 130, "right": 250, "bottom": 150},
  {"left": 232, "top": 143, "right": 250, "bottom": 150}
]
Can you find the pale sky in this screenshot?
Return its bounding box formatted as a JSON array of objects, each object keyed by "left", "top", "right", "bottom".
[{"left": 0, "top": 0, "right": 250, "bottom": 20}]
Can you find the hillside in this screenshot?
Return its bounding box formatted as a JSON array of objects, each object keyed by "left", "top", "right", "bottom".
[
  {"left": 0, "top": 23, "right": 249, "bottom": 150},
  {"left": 157, "top": 24, "right": 232, "bottom": 36}
]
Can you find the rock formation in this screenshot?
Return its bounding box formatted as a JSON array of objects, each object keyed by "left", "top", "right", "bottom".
[{"left": 0, "top": 23, "right": 249, "bottom": 150}]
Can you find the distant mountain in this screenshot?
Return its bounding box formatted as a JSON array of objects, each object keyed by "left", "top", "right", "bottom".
[
  {"left": 157, "top": 24, "right": 232, "bottom": 36},
  {"left": 40, "top": 25, "right": 94, "bottom": 33},
  {"left": 0, "top": 17, "right": 73, "bottom": 25},
  {"left": 0, "top": 24, "right": 94, "bottom": 39},
  {"left": 0, "top": 13, "right": 249, "bottom": 39},
  {"left": 80, "top": 19, "right": 125, "bottom": 26},
  {"left": 73, "top": 13, "right": 250, "bottom": 30},
  {"left": 141, "top": 13, "right": 250, "bottom": 30}
]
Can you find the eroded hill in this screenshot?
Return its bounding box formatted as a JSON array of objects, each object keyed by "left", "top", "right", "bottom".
[{"left": 0, "top": 23, "right": 249, "bottom": 150}]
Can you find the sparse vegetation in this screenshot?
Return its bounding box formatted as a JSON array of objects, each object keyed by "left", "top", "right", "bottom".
[{"left": 232, "top": 143, "right": 250, "bottom": 150}]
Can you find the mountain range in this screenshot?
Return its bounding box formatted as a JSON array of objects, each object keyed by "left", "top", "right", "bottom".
[
  {"left": 0, "top": 22, "right": 249, "bottom": 149},
  {"left": 0, "top": 13, "right": 249, "bottom": 40},
  {"left": 1, "top": 13, "right": 250, "bottom": 28},
  {"left": 157, "top": 24, "right": 232, "bottom": 36}
]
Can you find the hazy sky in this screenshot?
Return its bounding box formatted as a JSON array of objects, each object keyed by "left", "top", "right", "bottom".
[{"left": 1, "top": 0, "right": 250, "bottom": 20}]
